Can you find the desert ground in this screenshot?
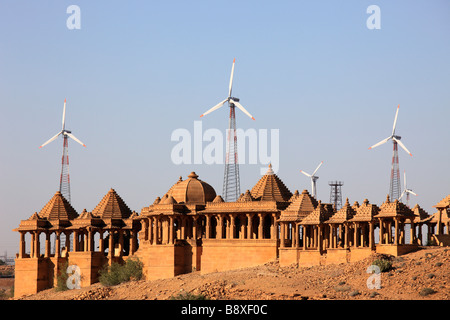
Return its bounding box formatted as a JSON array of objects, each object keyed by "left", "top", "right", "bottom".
[{"left": 6, "top": 246, "right": 448, "bottom": 301}]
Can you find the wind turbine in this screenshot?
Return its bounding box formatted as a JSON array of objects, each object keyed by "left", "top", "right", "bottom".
[
  {"left": 369, "top": 104, "right": 412, "bottom": 200},
  {"left": 399, "top": 170, "right": 417, "bottom": 207},
  {"left": 200, "top": 58, "right": 255, "bottom": 202},
  {"left": 300, "top": 161, "right": 323, "bottom": 199},
  {"left": 39, "top": 99, "right": 86, "bottom": 203}
]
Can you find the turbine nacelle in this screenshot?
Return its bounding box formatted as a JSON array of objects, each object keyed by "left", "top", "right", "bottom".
[
  {"left": 200, "top": 59, "right": 255, "bottom": 121},
  {"left": 39, "top": 99, "right": 86, "bottom": 149},
  {"left": 368, "top": 105, "right": 412, "bottom": 157}
]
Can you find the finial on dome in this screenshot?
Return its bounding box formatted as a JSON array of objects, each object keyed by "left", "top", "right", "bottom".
[
  {"left": 266, "top": 163, "right": 274, "bottom": 175},
  {"left": 188, "top": 172, "right": 199, "bottom": 179}
]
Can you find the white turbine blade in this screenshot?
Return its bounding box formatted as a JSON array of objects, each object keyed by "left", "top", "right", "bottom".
[
  {"left": 300, "top": 170, "right": 311, "bottom": 177},
  {"left": 228, "top": 58, "right": 235, "bottom": 97},
  {"left": 200, "top": 99, "right": 227, "bottom": 118},
  {"left": 67, "top": 133, "right": 86, "bottom": 147},
  {"left": 409, "top": 190, "right": 417, "bottom": 196},
  {"left": 62, "top": 98, "right": 67, "bottom": 130},
  {"left": 39, "top": 131, "right": 61, "bottom": 148},
  {"left": 369, "top": 136, "right": 391, "bottom": 150},
  {"left": 312, "top": 161, "right": 323, "bottom": 176},
  {"left": 393, "top": 137, "right": 412, "bottom": 156},
  {"left": 392, "top": 104, "right": 400, "bottom": 136},
  {"left": 231, "top": 99, "right": 255, "bottom": 120},
  {"left": 399, "top": 189, "right": 406, "bottom": 200}
]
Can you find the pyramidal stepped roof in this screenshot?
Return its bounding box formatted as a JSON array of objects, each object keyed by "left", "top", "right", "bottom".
[
  {"left": 326, "top": 198, "right": 356, "bottom": 223},
  {"left": 375, "top": 195, "right": 414, "bottom": 218},
  {"left": 92, "top": 188, "right": 133, "bottom": 219},
  {"left": 39, "top": 191, "right": 78, "bottom": 220},
  {"left": 350, "top": 198, "right": 380, "bottom": 222},
  {"left": 250, "top": 164, "right": 292, "bottom": 202},
  {"left": 300, "top": 201, "right": 334, "bottom": 225},
  {"left": 284, "top": 189, "right": 318, "bottom": 214},
  {"left": 238, "top": 190, "right": 254, "bottom": 202}
]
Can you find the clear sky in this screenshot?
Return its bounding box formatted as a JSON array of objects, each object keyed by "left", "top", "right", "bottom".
[{"left": 1, "top": 1, "right": 449, "bottom": 256}]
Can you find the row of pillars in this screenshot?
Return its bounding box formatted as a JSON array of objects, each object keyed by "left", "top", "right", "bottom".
[
  {"left": 18, "top": 228, "right": 138, "bottom": 259},
  {"left": 280, "top": 218, "right": 430, "bottom": 251},
  {"left": 280, "top": 222, "right": 375, "bottom": 251},
  {"left": 140, "top": 213, "right": 277, "bottom": 245}
]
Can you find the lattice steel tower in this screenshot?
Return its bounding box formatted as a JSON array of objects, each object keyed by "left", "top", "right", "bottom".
[
  {"left": 60, "top": 134, "right": 71, "bottom": 203},
  {"left": 223, "top": 103, "right": 240, "bottom": 202},
  {"left": 389, "top": 141, "right": 401, "bottom": 201},
  {"left": 329, "top": 181, "right": 344, "bottom": 211}
]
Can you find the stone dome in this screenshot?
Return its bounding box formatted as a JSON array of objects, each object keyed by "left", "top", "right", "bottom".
[{"left": 168, "top": 172, "right": 216, "bottom": 204}]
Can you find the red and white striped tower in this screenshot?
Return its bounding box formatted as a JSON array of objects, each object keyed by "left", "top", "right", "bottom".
[
  {"left": 39, "top": 98, "right": 86, "bottom": 204},
  {"left": 60, "top": 134, "right": 71, "bottom": 203},
  {"left": 223, "top": 103, "right": 240, "bottom": 202},
  {"left": 200, "top": 59, "right": 255, "bottom": 202},
  {"left": 389, "top": 140, "right": 401, "bottom": 201}
]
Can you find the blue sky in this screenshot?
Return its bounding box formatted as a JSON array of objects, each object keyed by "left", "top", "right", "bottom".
[{"left": 1, "top": 1, "right": 449, "bottom": 255}]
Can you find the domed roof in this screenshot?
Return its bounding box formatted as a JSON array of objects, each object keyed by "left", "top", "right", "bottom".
[{"left": 168, "top": 172, "right": 216, "bottom": 204}]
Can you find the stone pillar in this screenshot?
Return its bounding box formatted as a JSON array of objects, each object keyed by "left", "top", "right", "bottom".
[
  {"left": 329, "top": 225, "right": 333, "bottom": 249},
  {"left": 73, "top": 231, "right": 78, "bottom": 252},
  {"left": 436, "top": 209, "right": 442, "bottom": 235},
  {"left": 258, "top": 213, "right": 264, "bottom": 240},
  {"left": 280, "top": 222, "right": 285, "bottom": 248},
  {"left": 317, "top": 225, "right": 323, "bottom": 252},
  {"left": 169, "top": 216, "right": 174, "bottom": 244},
  {"left": 205, "top": 215, "right": 211, "bottom": 239},
  {"left": 417, "top": 224, "right": 423, "bottom": 245},
  {"left": 394, "top": 218, "right": 399, "bottom": 245},
  {"left": 109, "top": 230, "right": 114, "bottom": 258},
  {"left": 302, "top": 226, "right": 307, "bottom": 250},
  {"left": 55, "top": 231, "right": 61, "bottom": 258},
  {"left": 99, "top": 231, "right": 104, "bottom": 253},
  {"left": 379, "top": 219, "right": 384, "bottom": 245},
  {"left": 271, "top": 214, "right": 277, "bottom": 240},
  {"left": 343, "top": 224, "right": 348, "bottom": 249},
  {"left": 142, "top": 219, "right": 149, "bottom": 241},
  {"left": 410, "top": 220, "right": 415, "bottom": 245},
  {"left": 80, "top": 232, "right": 86, "bottom": 252},
  {"left": 65, "top": 232, "right": 70, "bottom": 252},
  {"left": 129, "top": 230, "right": 135, "bottom": 254},
  {"left": 118, "top": 230, "right": 124, "bottom": 256},
  {"left": 87, "top": 228, "right": 93, "bottom": 252},
  {"left": 369, "top": 222, "right": 374, "bottom": 249},
  {"left": 216, "top": 214, "right": 222, "bottom": 239},
  {"left": 353, "top": 223, "right": 359, "bottom": 248},
  {"left": 19, "top": 232, "right": 26, "bottom": 258},
  {"left": 230, "top": 214, "right": 235, "bottom": 239},
  {"left": 247, "top": 214, "right": 253, "bottom": 239},
  {"left": 290, "top": 224, "right": 295, "bottom": 247},
  {"left": 34, "top": 231, "right": 40, "bottom": 258},
  {"left": 30, "top": 232, "right": 35, "bottom": 258},
  {"left": 153, "top": 217, "right": 159, "bottom": 244},
  {"left": 388, "top": 221, "right": 393, "bottom": 244},
  {"left": 44, "top": 232, "right": 51, "bottom": 258}
]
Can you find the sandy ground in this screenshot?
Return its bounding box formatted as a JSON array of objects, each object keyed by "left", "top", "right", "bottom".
[{"left": 11, "top": 246, "right": 450, "bottom": 301}]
